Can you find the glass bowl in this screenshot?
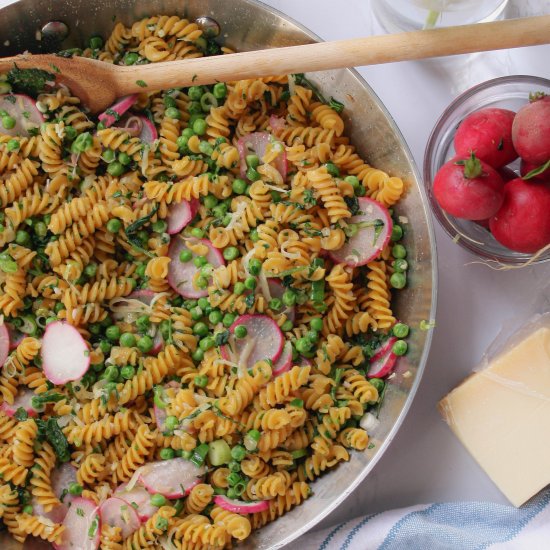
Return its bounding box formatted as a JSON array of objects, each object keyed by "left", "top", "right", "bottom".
[{"left": 424, "top": 75, "right": 550, "bottom": 265}]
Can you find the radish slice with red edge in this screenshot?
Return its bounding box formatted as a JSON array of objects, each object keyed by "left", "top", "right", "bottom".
[
  {"left": 114, "top": 484, "right": 157, "bottom": 523},
  {"left": 237, "top": 132, "right": 287, "bottom": 180},
  {"left": 51, "top": 463, "right": 78, "bottom": 507},
  {"left": 0, "top": 322, "right": 9, "bottom": 366},
  {"left": 272, "top": 341, "right": 293, "bottom": 377},
  {"left": 99, "top": 497, "right": 140, "bottom": 538},
  {"left": 32, "top": 500, "right": 68, "bottom": 524},
  {"left": 269, "top": 115, "right": 286, "bottom": 132},
  {"left": 0, "top": 94, "right": 43, "bottom": 137},
  {"left": 371, "top": 337, "right": 397, "bottom": 362},
  {"left": 0, "top": 388, "right": 37, "bottom": 417},
  {"left": 6, "top": 323, "right": 23, "bottom": 351},
  {"left": 329, "top": 197, "right": 393, "bottom": 267},
  {"left": 267, "top": 278, "right": 295, "bottom": 322},
  {"left": 53, "top": 497, "right": 100, "bottom": 550},
  {"left": 167, "top": 198, "right": 199, "bottom": 235},
  {"left": 297, "top": 356, "right": 312, "bottom": 367},
  {"left": 42, "top": 322, "right": 90, "bottom": 385},
  {"left": 368, "top": 344, "right": 397, "bottom": 379},
  {"left": 220, "top": 314, "right": 284, "bottom": 368},
  {"left": 213, "top": 495, "right": 269, "bottom": 514},
  {"left": 139, "top": 458, "right": 205, "bottom": 498},
  {"left": 153, "top": 381, "right": 180, "bottom": 431},
  {"left": 167, "top": 237, "right": 224, "bottom": 299},
  {"left": 98, "top": 95, "right": 138, "bottom": 127},
  {"left": 137, "top": 115, "right": 158, "bottom": 144}
]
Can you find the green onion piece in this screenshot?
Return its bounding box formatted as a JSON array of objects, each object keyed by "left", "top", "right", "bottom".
[
  {"left": 190, "top": 443, "right": 209, "bottom": 467},
  {"left": 291, "top": 449, "right": 307, "bottom": 459},
  {"left": 311, "top": 280, "right": 325, "bottom": 303}
]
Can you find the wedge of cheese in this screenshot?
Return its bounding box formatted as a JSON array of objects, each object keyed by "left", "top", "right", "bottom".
[{"left": 439, "top": 325, "right": 550, "bottom": 507}]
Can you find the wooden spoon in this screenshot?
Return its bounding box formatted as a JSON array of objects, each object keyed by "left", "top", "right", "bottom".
[{"left": 0, "top": 15, "right": 548, "bottom": 113}]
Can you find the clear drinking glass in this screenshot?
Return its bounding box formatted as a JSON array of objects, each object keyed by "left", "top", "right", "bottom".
[{"left": 371, "top": 0, "right": 509, "bottom": 33}]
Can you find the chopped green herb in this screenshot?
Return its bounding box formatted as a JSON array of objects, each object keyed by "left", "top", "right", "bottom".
[{"left": 136, "top": 80, "right": 147, "bottom": 88}]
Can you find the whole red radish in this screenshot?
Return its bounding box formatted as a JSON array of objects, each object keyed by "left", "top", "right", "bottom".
[
  {"left": 433, "top": 153, "right": 505, "bottom": 220},
  {"left": 490, "top": 177, "right": 550, "bottom": 253},
  {"left": 520, "top": 159, "right": 550, "bottom": 182},
  {"left": 454, "top": 107, "right": 517, "bottom": 168},
  {"left": 512, "top": 94, "right": 550, "bottom": 164}
]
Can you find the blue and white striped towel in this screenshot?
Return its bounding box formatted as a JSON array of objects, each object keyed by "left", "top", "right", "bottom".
[{"left": 286, "top": 490, "right": 550, "bottom": 550}]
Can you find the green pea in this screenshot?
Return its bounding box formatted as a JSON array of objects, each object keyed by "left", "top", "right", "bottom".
[
  {"left": 121, "top": 365, "right": 135, "bottom": 380},
  {"left": 268, "top": 298, "right": 282, "bottom": 311},
  {"left": 104, "top": 365, "right": 119, "bottom": 382},
  {"left": 232, "top": 178, "right": 247, "bottom": 194},
  {"left": 213, "top": 82, "right": 227, "bottom": 99},
  {"left": 176, "top": 135, "right": 188, "bottom": 152},
  {"left": 193, "top": 322, "right": 209, "bottom": 337},
  {"left": 88, "top": 35, "right": 104, "bottom": 49},
  {"left": 164, "top": 96, "right": 177, "bottom": 108},
  {"left": 193, "top": 256, "right": 207, "bottom": 268},
  {"left": 123, "top": 51, "right": 139, "bottom": 65},
  {"left": 160, "top": 447, "right": 175, "bottom": 460},
  {"left": 196, "top": 275, "right": 208, "bottom": 289},
  {"left": 281, "top": 320, "right": 293, "bottom": 332},
  {"left": 165, "top": 415, "right": 178, "bottom": 431},
  {"left": 188, "top": 86, "right": 203, "bottom": 100},
  {"left": 53, "top": 301, "right": 65, "bottom": 314},
  {"left": 246, "top": 154, "right": 260, "bottom": 169},
  {"left": 197, "top": 298, "right": 209, "bottom": 310},
  {"left": 295, "top": 337, "right": 312, "bottom": 354},
  {"left": 190, "top": 306, "right": 203, "bottom": 321},
  {"left": 310, "top": 317, "right": 323, "bottom": 332},
  {"left": 194, "top": 373, "right": 209, "bottom": 388},
  {"left": 198, "top": 140, "right": 213, "bottom": 156},
  {"left": 212, "top": 203, "right": 228, "bottom": 217},
  {"left": 137, "top": 335, "right": 153, "bottom": 353},
  {"left": 88, "top": 323, "right": 101, "bottom": 336},
  {"left": 222, "top": 313, "right": 236, "bottom": 328},
  {"left": 179, "top": 249, "right": 193, "bottom": 263},
  {"left": 2, "top": 115, "right": 15, "bottom": 130},
  {"left": 182, "top": 127, "right": 195, "bottom": 138},
  {"left": 152, "top": 220, "right": 167, "bottom": 233},
  {"left": 199, "top": 336, "right": 215, "bottom": 351},
  {"left": 306, "top": 330, "right": 319, "bottom": 343},
  {"left": 190, "top": 227, "right": 204, "bottom": 238},
  {"left": 392, "top": 244, "right": 407, "bottom": 259},
  {"left": 64, "top": 126, "right": 78, "bottom": 141},
  {"left": 165, "top": 107, "right": 181, "bottom": 120},
  {"left": 344, "top": 175, "right": 360, "bottom": 188},
  {"left": 203, "top": 195, "right": 218, "bottom": 209},
  {"left": 223, "top": 246, "right": 239, "bottom": 261},
  {"left": 99, "top": 340, "right": 112, "bottom": 354},
  {"left": 231, "top": 445, "right": 246, "bottom": 462},
  {"left": 102, "top": 148, "right": 116, "bottom": 163},
  {"left": 391, "top": 224, "right": 404, "bottom": 241},
  {"left": 392, "top": 258, "right": 408, "bottom": 272},
  {"left": 136, "top": 264, "right": 147, "bottom": 278},
  {"left": 234, "top": 325, "right": 247, "bottom": 339},
  {"left": 15, "top": 230, "right": 31, "bottom": 246},
  {"left": 107, "top": 161, "right": 124, "bottom": 176},
  {"left": 282, "top": 290, "right": 296, "bottom": 307},
  {"left": 106, "top": 219, "right": 122, "bottom": 236},
  {"left": 34, "top": 221, "right": 47, "bottom": 238},
  {"left": 226, "top": 488, "right": 237, "bottom": 499},
  {"left": 390, "top": 272, "right": 407, "bottom": 289},
  {"left": 392, "top": 340, "right": 408, "bottom": 356},
  {"left": 244, "top": 276, "right": 257, "bottom": 290},
  {"left": 192, "top": 118, "right": 207, "bottom": 136},
  {"left": 246, "top": 167, "right": 261, "bottom": 181},
  {"left": 150, "top": 493, "right": 167, "bottom": 507},
  {"left": 191, "top": 348, "right": 204, "bottom": 362},
  {"left": 22, "top": 504, "right": 33, "bottom": 515},
  {"left": 219, "top": 213, "right": 231, "bottom": 227},
  {"left": 234, "top": 282, "right": 245, "bottom": 295},
  {"left": 68, "top": 483, "right": 83, "bottom": 496},
  {"left": 249, "top": 229, "right": 259, "bottom": 242},
  {"left": 118, "top": 152, "right": 131, "bottom": 166},
  {"left": 137, "top": 229, "right": 149, "bottom": 244},
  {"left": 6, "top": 138, "right": 19, "bottom": 152},
  {"left": 324, "top": 162, "right": 340, "bottom": 177},
  {"left": 208, "top": 310, "right": 223, "bottom": 324},
  {"left": 393, "top": 322, "right": 410, "bottom": 338},
  {"left": 119, "top": 332, "right": 136, "bottom": 348}
]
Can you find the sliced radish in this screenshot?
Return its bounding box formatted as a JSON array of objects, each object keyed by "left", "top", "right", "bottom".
[
  {"left": 0, "top": 322, "right": 9, "bottom": 366},
  {"left": 297, "top": 356, "right": 312, "bottom": 367},
  {"left": 371, "top": 337, "right": 397, "bottom": 362},
  {"left": 272, "top": 341, "right": 293, "bottom": 377},
  {"left": 213, "top": 495, "right": 269, "bottom": 514},
  {"left": 237, "top": 132, "right": 287, "bottom": 180},
  {"left": 0, "top": 388, "right": 37, "bottom": 417},
  {"left": 52, "top": 464, "right": 78, "bottom": 503},
  {"left": 167, "top": 198, "right": 199, "bottom": 235},
  {"left": 153, "top": 382, "right": 180, "bottom": 432},
  {"left": 32, "top": 500, "right": 68, "bottom": 524},
  {"left": 0, "top": 94, "right": 43, "bottom": 137},
  {"left": 269, "top": 115, "right": 286, "bottom": 132},
  {"left": 139, "top": 458, "right": 205, "bottom": 498},
  {"left": 329, "top": 197, "right": 393, "bottom": 267},
  {"left": 368, "top": 345, "right": 397, "bottom": 379},
  {"left": 151, "top": 330, "right": 164, "bottom": 354},
  {"left": 167, "top": 237, "right": 224, "bottom": 299},
  {"left": 6, "top": 323, "right": 24, "bottom": 351},
  {"left": 99, "top": 497, "right": 140, "bottom": 538},
  {"left": 267, "top": 278, "right": 295, "bottom": 322},
  {"left": 220, "top": 314, "right": 284, "bottom": 368},
  {"left": 98, "top": 95, "right": 138, "bottom": 127},
  {"left": 114, "top": 484, "right": 157, "bottom": 523},
  {"left": 53, "top": 497, "right": 100, "bottom": 550},
  {"left": 42, "top": 322, "right": 90, "bottom": 385},
  {"left": 137, "top": 115, "right": 158, "bottom": 144}
]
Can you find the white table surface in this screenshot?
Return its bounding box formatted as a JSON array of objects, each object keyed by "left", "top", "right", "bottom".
[
  {"left": 258, "top": 0, "right": 550, "bottom": 533},
  {"left": 1, "top": 0, "right": 549, "bottom": 537}
]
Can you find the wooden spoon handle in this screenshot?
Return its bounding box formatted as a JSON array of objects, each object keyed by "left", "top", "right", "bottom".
[{"left": 116, "top": 15, "right": 550, "bottom": 93}]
